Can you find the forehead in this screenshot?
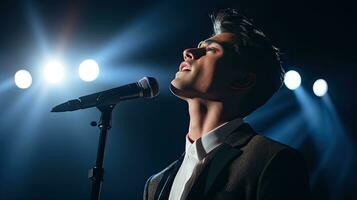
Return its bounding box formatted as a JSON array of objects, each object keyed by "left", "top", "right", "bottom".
[{"left": 209, "top": 32, "right": 239, "bottom": 42}]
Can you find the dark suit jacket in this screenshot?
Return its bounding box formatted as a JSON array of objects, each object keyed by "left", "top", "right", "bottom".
[{"left": 143, "top": 123, "right": 311, "bottom": 200}]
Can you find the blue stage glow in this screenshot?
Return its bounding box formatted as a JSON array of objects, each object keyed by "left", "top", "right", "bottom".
[
  {"left": 319, "top": 95, "right": 353, "bottom": 198},
  {"left": 21, "top": 1, "right": 178, "bottom": 96},
  {"left": 294, "top": 88, "right": 321, "bottom": 130},
  {"left": 246, "top": 85, "right": 354, "bottom": 199},
  {"left": 0, "top": 78, "right": 14, "bottom": 93},
  {"left": 284, "top": 70, "right": 301, "bottom": 90},
  {"left": 264, "top": 114, "right": 306, "bottom": 148},
  {"left": 0, "top": 2, "right": 351, "bottom": 199},
  {"left": 293, "top": 88, "right": 353, "bottom": 198},
  {"left": 93, "top": 4, "right": 177, "bottom": 66},
  {"left": 0, "top": 82, "right": 42, "bottom": 125},
  {"left": 245, "top": 89, "right": 294, "bottom": 126},
  {"left": 25, "top": 2, "right": 50, "bottom": 57}
]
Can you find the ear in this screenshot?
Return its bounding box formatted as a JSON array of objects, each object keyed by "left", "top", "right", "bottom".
[{"left": 230, "top": 72, "right": 256, "bottom": 91}]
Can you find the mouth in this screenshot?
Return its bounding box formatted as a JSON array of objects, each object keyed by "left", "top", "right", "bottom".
[{"left": 179, "top": 61, "right": 192, "bottom": 72}]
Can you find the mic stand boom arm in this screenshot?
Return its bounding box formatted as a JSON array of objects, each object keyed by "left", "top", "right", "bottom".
[{"left": 88, "top": 104, "right": 115, "bottom": 200}]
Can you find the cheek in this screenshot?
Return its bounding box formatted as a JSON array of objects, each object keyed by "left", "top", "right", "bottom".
[
  {"left": 206, "top": 59, "right": 235, "bottom": 92},
  {"left": 195, "top": 59, "right": 220, "bottom": 91}
]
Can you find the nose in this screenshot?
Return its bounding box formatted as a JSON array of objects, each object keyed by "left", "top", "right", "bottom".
[{"left": 183, "top": 48, "right": 206, "bottom": 61}]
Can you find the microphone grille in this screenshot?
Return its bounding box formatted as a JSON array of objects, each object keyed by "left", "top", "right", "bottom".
[{"left": 138, "top": 77, "right": 159, "bottom": 98}]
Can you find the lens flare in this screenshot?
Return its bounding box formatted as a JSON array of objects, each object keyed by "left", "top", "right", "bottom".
[
  {"left": 14, "top": 70, "right": 32, "bottom": 89},
  {"left": 78, "top": 59, "right": 100, "bottom": 82},
  {"left": 43, "top": 60, "right": 65, "bottom": 84},
  {"left": 284, "top": 70, "right": 301, "bottom": 90},
  {"left": 313, "top": 79, "right": 328, "bottom": 97}
]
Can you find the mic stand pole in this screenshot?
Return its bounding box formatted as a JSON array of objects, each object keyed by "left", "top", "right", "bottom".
[{"left": 88, "top": 104, "right": 115, "bottom": 200}]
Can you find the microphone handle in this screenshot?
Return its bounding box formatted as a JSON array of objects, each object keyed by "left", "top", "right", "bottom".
[
  {"left": 96, "top": 82, "right": 144, "bottom": 105},
  {"left": 51, "top": 82, "right": 145, "bottom": 112}
]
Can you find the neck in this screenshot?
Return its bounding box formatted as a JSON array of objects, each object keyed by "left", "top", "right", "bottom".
[{"left": 186, "top": 98, "right": 237, "bottom": 142}]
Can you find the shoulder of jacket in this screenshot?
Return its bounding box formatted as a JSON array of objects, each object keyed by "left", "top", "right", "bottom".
[
  {"left": 147, "top": 158, "right": 181, "bottom": 186},
  {"left": 248, "top": 134, "right": 296, "bottom": 152},
  {"left": 235, "top": 134, "right": 301, "bottom": 168},
  {"left": 144, "top": 158, "right": 181, "bottom": 200}
]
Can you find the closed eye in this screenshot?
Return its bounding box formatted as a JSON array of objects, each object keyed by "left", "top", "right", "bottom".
[{"left": 206, "top": 47, "right": 217, "bottom": 52}]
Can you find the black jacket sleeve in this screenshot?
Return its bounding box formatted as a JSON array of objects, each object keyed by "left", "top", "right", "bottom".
[{"left": 257, "top": 148, "right": 311, "bottom": 200}]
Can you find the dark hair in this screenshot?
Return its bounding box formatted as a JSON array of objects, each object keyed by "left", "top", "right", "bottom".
[{"left": 210, "top": 8, "right": 285, "bottom": 117}]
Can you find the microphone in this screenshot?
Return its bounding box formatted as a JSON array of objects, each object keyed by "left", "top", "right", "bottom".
[{"left": 51, "top": 77, "right": 159, "bottom": 112}]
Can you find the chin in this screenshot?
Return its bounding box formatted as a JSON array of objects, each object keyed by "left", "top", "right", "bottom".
[
  {"left": 170, "top": 81, "right": 187, "bottom": 99},
  {"left": 169, "top": 83, "right": 195, "bottom": 100},
  {"left": 170, "top": 83, "right": 209, "bottom": 100},
  {"left": 171, "top": 78, "right": 221, "bottom": 101}
]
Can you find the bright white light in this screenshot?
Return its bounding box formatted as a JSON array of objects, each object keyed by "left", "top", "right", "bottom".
[
  {"left": 78, "top": 59, "right": 100, "bottom": 82},
  {"left": 14, "top": 70, "right": 32, "bottom": 89},
  {"left": 313, "top": 79, "right": 328, "bottom": 97},
  {"left": 43, "top": 60, "right": 65, "bottom": 84},
  {"left": 284, "top": 70, "right": 301, "bottom": 90}
]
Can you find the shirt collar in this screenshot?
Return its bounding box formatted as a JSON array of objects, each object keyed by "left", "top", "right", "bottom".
[{"left": 185, "top": 118, "right": 243, "bottom": 161}]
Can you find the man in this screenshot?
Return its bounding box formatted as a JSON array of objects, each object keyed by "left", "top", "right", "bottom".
[{"left": 143, "top": 8, "right": 310, "bottom": 200}]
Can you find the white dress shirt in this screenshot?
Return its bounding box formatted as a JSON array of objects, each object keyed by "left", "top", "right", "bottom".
[{"left": 168, "top": 118, "right": 243, "bottom": 200}]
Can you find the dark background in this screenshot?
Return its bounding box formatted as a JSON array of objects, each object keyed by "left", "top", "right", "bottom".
[{"left": 0, "top": 0, "right": 356, "bottom": 199}]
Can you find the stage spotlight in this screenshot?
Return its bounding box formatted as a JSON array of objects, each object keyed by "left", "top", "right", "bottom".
[
  {"left": 14, "top": 70, "right": 32, "bottom": 89},
  {"left": 284, "top": 70, "right": 301, "bottom": 90},
  {"left": 78, "top": 59, "right": 99, "bottom": 82},
  {"left": 43, "top": 60, "right": 65, "bottom": 84},
  {"left": 313, "top": 79, "right": 328, "bottom": 97}
]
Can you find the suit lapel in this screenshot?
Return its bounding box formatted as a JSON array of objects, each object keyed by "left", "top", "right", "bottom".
[
  {"left": 186, "top": 123, "right": 256, "bottom": 199},
  {"left": 185, "top": 144, "right": 242, "bottom": 199},
  {"left": 202, "top": 144, "right": 242, "bottom": 195},
  {"left": 156, "top": 154, "right": 184, "bottom": 200}
]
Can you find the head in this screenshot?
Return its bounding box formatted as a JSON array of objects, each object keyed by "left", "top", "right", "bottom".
[{"left": 170, "top": 8, "right": 284, "bottom": 117}]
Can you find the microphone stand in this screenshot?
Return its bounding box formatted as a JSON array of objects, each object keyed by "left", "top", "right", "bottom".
[{"left": 88, "top": 104, "right": 115, "bottom": 200}]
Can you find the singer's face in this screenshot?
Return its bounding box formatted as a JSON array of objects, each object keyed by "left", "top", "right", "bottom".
[{"left": 171, "top": 32, "right": 240, "bottom": 100}]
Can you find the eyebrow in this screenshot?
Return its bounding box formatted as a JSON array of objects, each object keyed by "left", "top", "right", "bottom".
[
  {"left": 197, "top": 39, "right": 221, "bottom": 48},
  {"left": 198, "top": 39, "right": 239, "bottom": 53}
]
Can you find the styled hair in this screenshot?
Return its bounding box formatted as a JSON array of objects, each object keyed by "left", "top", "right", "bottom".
[{"left": 210, "top": 8, "right": 285, "bottom": 117}]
